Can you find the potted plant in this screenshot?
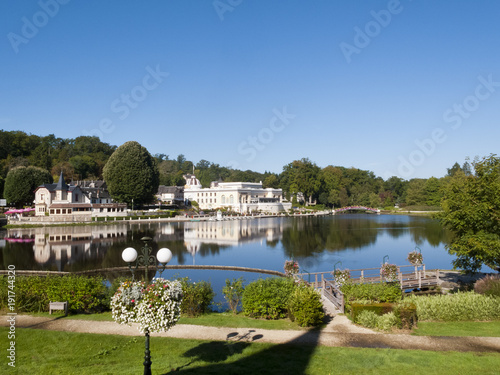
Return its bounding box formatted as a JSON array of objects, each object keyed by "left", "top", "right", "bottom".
[
  {"left": 284, "top": 260, "right": 299, "bottom": 277},
  {"left": 334, "top": 269, "right": 351, "bottom": 286},
  {"left": 111, "top": 278, "right": 183, "bottom": 333},
  {"left": 380, "top": 263, "right": 398, "bottom": 282},
  {"left": 407, "top": 250, "right": 423, "bottom": 265}
]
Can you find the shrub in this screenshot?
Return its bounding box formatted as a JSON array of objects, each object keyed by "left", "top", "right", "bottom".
[
  {"left": 222, "top": 277, "right": 245, "bottom": 314},
  {"left": 393, "top": 300, "right": 417, "bottom": 329},
  {"left": 2, "top": 275, "right": 108, "bottom": 313},
  {"left": 341, "top": 282, "right": 402, "bottom": 312},
  {"left": 356, "top": 310, "right": 379, "bottom": 328},
  {"left": 405, "top": 292, "right": 500, "bottom": 321},
  {"left": 178, "top": 277, "right": 215, "bottom": 317},
  {"left": 377, "top": 312, "right": 400, "bottom": 331},
  {"left": 474, "top": 275, "right": 500, "bottom": 298},
  {"left": 288, "top": 284, "right": 324, "bottom": 327},
  {"left": 351, "top": 302, "right": 393, "bottom": 323},
  {"left": 242, "top": 277, "right": 296, "bottom": 319}
]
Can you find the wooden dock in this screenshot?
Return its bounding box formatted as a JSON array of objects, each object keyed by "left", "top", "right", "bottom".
[{"left": 296, "top": 264, "right": 440, "bottom": 313}]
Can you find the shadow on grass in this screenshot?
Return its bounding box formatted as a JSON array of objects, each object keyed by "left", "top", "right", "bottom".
[{"left": 162, "top": 329, "right": 321, "bottom": 375}]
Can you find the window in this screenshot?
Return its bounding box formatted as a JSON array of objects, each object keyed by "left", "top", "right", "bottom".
[
  {"left": 221, "top": 195, "right": 225, "bottom": 204},
  {"left": 230, "top": 195, "right": 234, "bottom": 204},
  {"left": 75, "top": 194, "right": 79, "bottom": 202}
]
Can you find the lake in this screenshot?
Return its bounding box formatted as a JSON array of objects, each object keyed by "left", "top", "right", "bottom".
[{"left": 0, "top": 214, "right": 487, "bottom": 306}]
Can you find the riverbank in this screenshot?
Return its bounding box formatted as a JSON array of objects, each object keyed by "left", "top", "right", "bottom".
[{"left": 2, "top": 209, "right": 439, "bottom": 229}]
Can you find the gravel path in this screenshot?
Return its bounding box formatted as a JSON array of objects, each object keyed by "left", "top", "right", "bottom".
[{"left": 3, "top": 313, "right": 500, "bottom": 353}]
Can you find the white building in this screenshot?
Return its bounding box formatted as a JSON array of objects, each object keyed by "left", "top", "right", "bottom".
[
  {"left": 156, "top": 185, "right": 184, "bottom": 205},
  {"left": 183, "top": 174, "right": 291, "bottom": 213},
  {"left": 33, "top": 172, "right": 126, "bottom": 218}
]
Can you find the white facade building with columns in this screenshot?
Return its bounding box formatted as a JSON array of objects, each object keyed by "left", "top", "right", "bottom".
[{"left": 183, "top": 174, "right": 291, "bottom": 213}]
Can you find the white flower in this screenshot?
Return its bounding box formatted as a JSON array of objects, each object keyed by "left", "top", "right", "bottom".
[{"left": 111, "top": 278, "right": 183, "bottom": 333}]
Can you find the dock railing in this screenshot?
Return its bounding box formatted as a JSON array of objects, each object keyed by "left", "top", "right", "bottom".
[{"left": 295, "top": 264, "right": 440, "bottom": 313}]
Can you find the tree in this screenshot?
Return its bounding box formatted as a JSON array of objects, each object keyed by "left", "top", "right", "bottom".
[
  {"left": 405, "top": 179, "right": 426, "bottom": 206},
  {"left": 103, "top": 141, "right": 159, "bottom": 206},
  {"left": 281, "top": 158, "right": 321, "bottom": 205},
  {"left": 446, "top": 162, "right": 463, "bottom": 177},
  {"left": 3, "top": 166, "right": 52, "bottom": 207},
  {"left": 438, "top": 154, "right": 500, "bottom": 272}
]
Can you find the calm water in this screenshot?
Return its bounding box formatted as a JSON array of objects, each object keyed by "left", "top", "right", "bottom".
[{"left": 1, "top": 214, "right": 485, "bottom": 305}]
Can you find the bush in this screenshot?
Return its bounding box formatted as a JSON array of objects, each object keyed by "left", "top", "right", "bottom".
[
  {"left": 341, "top": 282, "right": 402, "bottom": 312},
  {"left": 222, "top": 277, "right": 245, "bottom": 314},
  {"left": 288, "top": 285, "right": 324, "bottom": 327},
  {"left": 377, "top": 312, "right": 400, "bottom": 331},
  {"left": 242, "top": 277, "right": 295, "bottom": 319},
  {"left": 405, "top": 292, "right": 500, "bottom": 321},
  {"left": 1, "top": 275, "right": 108, "bottom": 313},
  {"left": 356, "top": 310, "right": 379, "bottom": 328},
  {"left": 351, "top": 302, "right": 393, "bottom": 323},
  {"left": 178, "top": 277, "right": 215, "bottom": 317},
  {"left": 393, "top": 300, "right": 417, "bottom": 329},
  {"left": 474, "top": 275, "right": 500, "bottom": 298}
]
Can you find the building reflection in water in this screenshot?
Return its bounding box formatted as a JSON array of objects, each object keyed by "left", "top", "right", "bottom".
[
  {"left": 2, "top": 218, "right": 290, "bottom": 271},
  {"left": 182, "top": 218, "right": 288, "bottom": 264}
]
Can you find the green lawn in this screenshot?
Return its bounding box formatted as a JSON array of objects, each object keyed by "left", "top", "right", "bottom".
[
  {"left": 413, "top": 321, "right": 500, "bottom": 337},
  {"left": 4, "top": 327, "right": 500, "bottom": 375}
]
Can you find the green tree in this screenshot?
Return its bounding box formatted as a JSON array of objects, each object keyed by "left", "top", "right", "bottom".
[
  {"left": 103, "top": 141, "right": 159, "bottom": 206},
  {"left": 3, "top": 166, "right": 52, "bottom": 207},
  {"left": 406, "top": 179, "right": 426, "bottom": 206},
  {"left": 424, "top": 177, "right": 442, "bottom": 206},
  {"left": 281, "top": 158, "right": 321, "bottom": 205},
  {"left": 438, "top": 154, "right": 500, "bottom": 272},
  {"left": 263, "top": 174, "right": 279, "bottom": 188}
]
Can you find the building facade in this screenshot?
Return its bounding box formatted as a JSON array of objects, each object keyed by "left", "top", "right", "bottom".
[
  {"left": 183, "top": 174, "right": 291, "bottom": 213},
  {"left": 34, "top": 172, "right": 126, "bottom": 218}
]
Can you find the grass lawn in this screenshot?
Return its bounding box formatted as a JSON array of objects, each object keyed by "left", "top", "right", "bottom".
[
  {"left": 413, "top": 321, "right": 500, "bottom": 337},
  {"left": 3, "top": 327, "right": 499, "bottom": 375}
]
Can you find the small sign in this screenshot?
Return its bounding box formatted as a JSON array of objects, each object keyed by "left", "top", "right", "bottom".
[{"left": 0, "top": 199, "right": 6, "bottom": 207}]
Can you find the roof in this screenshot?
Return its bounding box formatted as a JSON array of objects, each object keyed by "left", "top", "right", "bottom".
[
  {"left": 157, "top": 185, "right": 184, "bottom": 194},
  {"left": 55, "top": 171, "right": 68, "bottom": 191}
]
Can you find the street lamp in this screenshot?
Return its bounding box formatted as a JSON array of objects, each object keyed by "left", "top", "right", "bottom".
[{"left": 121, "top": 236, "right": 172, "bottom": 375}]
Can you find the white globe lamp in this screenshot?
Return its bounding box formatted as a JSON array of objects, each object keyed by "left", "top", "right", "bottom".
[
  {"left": 122, "top": 247, "right": 138, "bottom": 263},
  {"left": 157, "top": 248, "right": 173, "bottom": 264}
]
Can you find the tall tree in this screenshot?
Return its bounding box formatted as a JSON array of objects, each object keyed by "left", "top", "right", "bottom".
[
  {"left": 3, "top": 166, "right": 53, "bottom": 207},
  {"left": 103, "top": 141, "right": 159, "bottom": 206},
  {"left": 438, "top": 154, "right": 500, "bottom": 272},
  {"left": 281, "top": 158, "right": 321, "bottom": 205}
]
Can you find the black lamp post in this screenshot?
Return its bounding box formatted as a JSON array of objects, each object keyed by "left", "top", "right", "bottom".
[{"left": 121, "top": 236, "right": 172, "bottom": 375}]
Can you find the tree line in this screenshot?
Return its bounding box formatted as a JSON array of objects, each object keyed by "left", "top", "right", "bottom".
[{"left": 0, "top": 130, "right": 474, "bottom": 210}]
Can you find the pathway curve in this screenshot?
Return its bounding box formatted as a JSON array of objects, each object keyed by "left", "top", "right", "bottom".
[{"left": 3, "top": 314, "right": 500, "bottom": 353}]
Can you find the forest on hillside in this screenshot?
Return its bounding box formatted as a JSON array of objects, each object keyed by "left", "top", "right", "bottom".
[{"left": 0, "top": 130, "right": 472, "bottom": 208}]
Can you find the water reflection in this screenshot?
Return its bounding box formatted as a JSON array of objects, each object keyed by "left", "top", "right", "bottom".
[{"left": 0, "top": 215, "right": 453, "bottom": 273}]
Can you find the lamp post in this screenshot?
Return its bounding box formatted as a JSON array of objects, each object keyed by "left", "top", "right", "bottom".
[{"left": 121, "top": 236, "right": 172, "bottom": 375}]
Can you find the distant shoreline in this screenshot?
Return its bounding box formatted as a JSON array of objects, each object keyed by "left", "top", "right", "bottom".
[{"left": 1, "top": 210, "right": 439, "bottom": 229}]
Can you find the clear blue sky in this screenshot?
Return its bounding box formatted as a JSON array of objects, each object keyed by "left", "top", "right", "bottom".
[{"left": 1, "top": 0, "right": 499, "bottom": 180}]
